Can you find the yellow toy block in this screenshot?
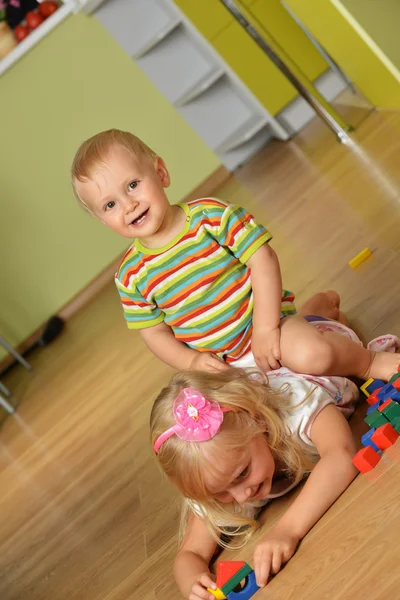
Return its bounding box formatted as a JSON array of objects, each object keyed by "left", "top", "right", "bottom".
[
  {"left": 360, "top": 378, "right": 375, "bottom": 397},
  {"left": 207, "top": 587, "right": 227, "bottom": 600},
  {"left": 348, "top": 247, "right": 372, "bottom": 269}
]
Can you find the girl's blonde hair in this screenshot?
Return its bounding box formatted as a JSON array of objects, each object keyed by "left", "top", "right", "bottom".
[
  {"left": 150, "top": 369, "right": 316, "bottom": 549},
  {"left": 71, "top": 129, "right": 157, "bottom": 213}
]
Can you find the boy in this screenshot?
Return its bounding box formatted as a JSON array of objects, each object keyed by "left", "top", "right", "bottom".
[{"left": 71, "top": 129, "right": 399, "bottom": 380}]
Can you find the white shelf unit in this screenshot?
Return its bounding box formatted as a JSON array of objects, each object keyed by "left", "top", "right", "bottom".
[{"left": 95, "top": 0, "right": 289, "bottom": 170}]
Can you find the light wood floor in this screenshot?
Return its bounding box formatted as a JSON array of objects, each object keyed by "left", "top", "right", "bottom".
[{"left": 1, "top": 109, "right": 400, "bottom": 600}]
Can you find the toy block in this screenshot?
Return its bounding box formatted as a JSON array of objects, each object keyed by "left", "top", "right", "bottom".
[
  {"left": 388, "top": 372, "right": 400, "bottom": 386},
  {"left": 348, "top": 247, "right": 372, "bottom": 269},
  {"left": 367, "top": 401, "right": 381, "bottom": 415},
  {"left": 365, "top": 389, "right": 383, "bottom": 407},
  {"left": 360, "top": 378, "right": 384, "bottom": 398},
  {"left": 361, "top": 428, "right": 379, "bottom": 452},
  {"left": 364, "top": 409, "right": 388, "bottom": 429},
  {"left": 217, "top": 562, "right": 247, "bottom": 589},
  {"left": 379, "top": 400, "right": 400, "bottom": 422},
  {"left": 221, "top": 564, "right": 253, "bottom": 596},
  {"left": 392, "top": 379, "right": 400, "bottom": 391},
  {"left": 226, "top": 570, "right": 260, "bottom": 600},
  {"left": 208, "top": 588, "right": 227, "bottom": 600},
  {"left": 371, "top": 424, "right": 399, "bottom": 450},
  {"left": 377, "top": 383, "right": 399, "bottom": 403},
  {"left": 352, "top": 446, "right": 381, "bottom": 473},
  {"left": 391, "top": 418, "right": 400, "bottom": 434}
]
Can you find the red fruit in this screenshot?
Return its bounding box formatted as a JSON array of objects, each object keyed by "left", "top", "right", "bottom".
[
  {"left": 26, "top": 11, "right": 44, "bottom": 30},
  {"left": 38, "top": 1, "right": 58, "bottom": 19},
  {"left": 15, "top": 24, "right": 30, "bottom": 42}
]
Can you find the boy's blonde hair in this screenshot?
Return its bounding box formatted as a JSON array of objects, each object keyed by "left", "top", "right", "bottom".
[
  {"left": 150, "top": 369, "right": 316, "bottom": 549},
  {"left": 71, "top": 129, "right": 157, "bottom": 213}
]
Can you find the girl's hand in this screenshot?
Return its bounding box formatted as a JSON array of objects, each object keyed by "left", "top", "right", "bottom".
[
  {"left": 189, "top": 572, "right": 218, "bottom": 600},
  {"left": 252, "top": 326, "right": 282, "bottom": 371},
  {"left": 190, "top": 352, "right": 230, "bottom": 373},
  {"left": 253, "top": 525, "right": 300, "bottom": 587}
]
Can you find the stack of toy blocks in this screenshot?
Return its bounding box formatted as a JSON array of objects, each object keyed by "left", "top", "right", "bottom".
[
  {"left": 353, "top": 370, "right": 400, "bottom": 474},
  {"left": 208, "top": 561, "right": 260, "bottom": 600}
]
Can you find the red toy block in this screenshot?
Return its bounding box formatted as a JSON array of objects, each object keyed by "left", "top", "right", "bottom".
[
  {"left": 393, "top": 378, "right": 400, "bottom": 391},
  {"left": 366, "top": 389, "right": 382, "bottom": 406},
  {"left": 378, "top": 399, "right": 393, "bottom": 412},
  {"left": 371, "top": 424, "right": 399, "bottom": 450},
  {"left": 352, "top": 447, "right": 381, "bottom": 473},
  {"left": 217, "top": 562, "right": 247, "bottom": 589}
]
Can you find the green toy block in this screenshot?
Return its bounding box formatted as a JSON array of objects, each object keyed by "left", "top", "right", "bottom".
[
  {"left": 221, "top": 563, "right": 253, "bottom": 596},
  {"left": 381, "top": 402, "right": 400, "bottom": 422},
  {"left": 364, "top": 410, "right": 388, "bottom": 429}
]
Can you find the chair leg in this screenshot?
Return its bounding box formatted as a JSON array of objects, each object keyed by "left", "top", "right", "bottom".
[
  {"left": 0, "top": 380, "right": 12, "bottom": 397},
  {"left": 0, "top": 393, "right": 15, "bottom": 414},
  {"left": 0, "top": 336, "right": 32, "bottom": 370}
]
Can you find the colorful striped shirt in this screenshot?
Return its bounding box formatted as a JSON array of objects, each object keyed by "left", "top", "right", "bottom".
[{"left": 115, "top": 198, "right": 295, "bottom": 361}]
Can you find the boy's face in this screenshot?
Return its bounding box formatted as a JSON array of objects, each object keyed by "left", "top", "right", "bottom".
[{"left": 75, "top": 145, "right": 171, "bottom": 242}]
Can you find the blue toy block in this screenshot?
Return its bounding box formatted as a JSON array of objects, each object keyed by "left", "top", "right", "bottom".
[
  {"left": 361, "top": 428, "right": 380, "bottom": 452},
  {"left": 227, "top": 570, "right": 260, "bottom": 600},
  {"left": 377, "top": 383, "right": 400, "bottom": 403},
  {"left": 367, "top": 401, "right": 382, "bottom": 415}
]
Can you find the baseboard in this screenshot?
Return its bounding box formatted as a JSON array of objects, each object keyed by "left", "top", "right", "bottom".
[
  {"left": 277, "top": 69, "right": 348, "bottom": 134},
  {"left": 0, "top": 165, "right": 230, "bottom": 373}
]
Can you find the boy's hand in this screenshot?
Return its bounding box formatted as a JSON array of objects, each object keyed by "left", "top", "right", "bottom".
[
  {"left": 253, "top": 525, "right": 300, "bottom": 587},
  {"left": 189, "top": 572, "right": 217, "bottom": 600},
  {"left": 252, "top": 326, "right": 281, "bottom": 371},
  {"left": 190, "top": 352, "right": 230, "bottom": 373}
]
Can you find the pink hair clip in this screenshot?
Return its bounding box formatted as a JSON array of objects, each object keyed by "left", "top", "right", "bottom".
[{"left": 153, "top": 388, "right": 230, "bottom": 454}]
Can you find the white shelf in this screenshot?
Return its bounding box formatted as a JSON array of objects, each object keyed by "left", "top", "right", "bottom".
[
  {"left": 137, "top": 25, "right": 222, "bottom": 105},
  {"left": 94, "top": 0, "right": 289, "bottom": 170},
  {"left": 133, "top": 19, "right": 181, "bottom": 59},
  {"left": 175, "top": 67, "right": 224, "bottom": 107},
  {"left": 95, "top": 0, "right": 180, "bottom": 60},
  {"left": 216, "top": 116, "right": 268, "bottom": 155},
  {"left": 0, "top": 1, "right": 76, "bottom": 77}
]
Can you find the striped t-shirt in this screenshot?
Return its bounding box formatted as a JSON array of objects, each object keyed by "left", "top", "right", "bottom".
[{"left": 115, "top": 198, "right": 294, "bottom": 361}]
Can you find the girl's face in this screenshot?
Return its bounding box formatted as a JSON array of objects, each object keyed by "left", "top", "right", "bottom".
[{"left": 204, "top": 434, "right": 275, "bottom": 504}]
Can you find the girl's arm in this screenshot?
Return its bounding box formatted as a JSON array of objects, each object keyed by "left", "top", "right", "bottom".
[
  {"left": 140, "top": 322, "right": 228, "bottom": 372},
  {"left": 174, "top": 513, "right": 219, "bottom": 600},
  {"left": 254, "top": 404, "right": 358, "bottom": 587},
  {"left": 246, "top": 244, "right": 283, "bottom": 371}
]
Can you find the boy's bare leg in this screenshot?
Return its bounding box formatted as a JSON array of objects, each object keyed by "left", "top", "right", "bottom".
[
  {"left": 298, "top": 290, "right": 350, "bottom": 326},
  {"left": 279, "top": 295, "right": 399, "bottom": 381}
]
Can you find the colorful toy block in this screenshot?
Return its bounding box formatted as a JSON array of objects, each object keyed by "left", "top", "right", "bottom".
[
  {"left": 211, "top": 562, "right": 260, "bottom": 600},
  {"left": 221, "top": 564, "right": 253, "bottom": 596},
  {"left": 377, "top": 383, "right": 400, "bottom": 403},
  {"left": 352, "top": 446, "right": 381, "bottom": 473},
  {"left": 217, "top": 562, "right": 247, "bottom": 589},
  {"left": 348, "top": 247, "right": 372, "bottom": 269},
  {"left": 391, "top": 418, "right": 400, "bottom": 434},
  {"left": 364, "top": 409, "right": 388, "bottom": 429},
  {"left": 365, "top": 389, "right": 384, "bottom": 407},
  {"left": 208, "top": 588, "right": 227, "bottom": 600},
  {"left": 361, "top": 428, "right": 379, "bottom": 452},
  {"left": 388, "top": 372, "right": 400, "bottom": 386},
  {"left": 360, "top": 377, "right": 384, "bottom": 398},
  {"left": 227, "top": 570, "right": 260, "bottom": 600},
  {"left": 367, "top": 401, "right": 381, "bottom": 415},
  {"left": 371, "top": 424, "right": 399, "bottom": 450},
  {"left": 379, "top": 400, "right": 400, "bottom": 421}
]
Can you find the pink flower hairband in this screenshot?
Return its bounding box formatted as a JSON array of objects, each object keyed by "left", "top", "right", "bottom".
[{"left": 153, "top": 388, "right": 231, "bottom": 454}]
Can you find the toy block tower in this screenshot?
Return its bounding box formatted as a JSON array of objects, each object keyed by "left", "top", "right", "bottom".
[{"left": 208, "top": 561, "right": 260, "bottom": 600}]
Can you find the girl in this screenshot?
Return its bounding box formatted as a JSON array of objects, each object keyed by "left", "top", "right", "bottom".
[{"left": 150, "top": 295, "right": 400, "bottom": 600}]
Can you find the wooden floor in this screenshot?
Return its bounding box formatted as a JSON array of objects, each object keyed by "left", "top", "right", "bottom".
[{"left": 1, "top": 109, "right": 400, "bottom": 600}]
